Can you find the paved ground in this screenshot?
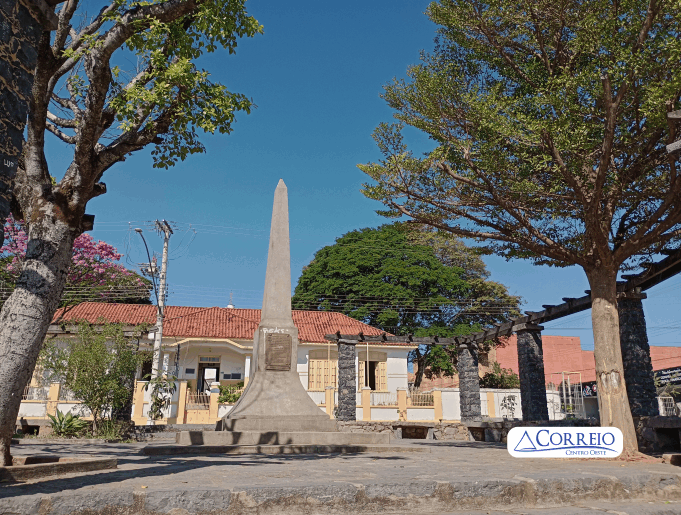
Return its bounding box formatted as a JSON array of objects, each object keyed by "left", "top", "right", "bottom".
[{"left": 2, "top": 439, "right": 681, "bottom": 514}]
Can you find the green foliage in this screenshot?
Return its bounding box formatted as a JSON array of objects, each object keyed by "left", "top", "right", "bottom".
[
  {"left": 40, "top": 321, "right": 148, "bottom": 431},
  {"left": 479, "top": 363, "right": 520, "bottom": 389},
  {"left": 359, "top": 0, "right": 681, "bottom": 271},
  {"left": 144, "top": 374, "right": 178, "bottom": 421},
  {"left": 218, "top": 382, "right": 244, "bottom": 404},
  {"left": 70, "top": 0, "right": 263, "bottom": 169},
  {"left": 292, "top": 223, "right": 521, "bottom": 385},
  {"left": 293, "top": 223, "right": 519, "bottom": 335},
  {"left": 47, "top": 410, "right": 89, "bottom": 437},
  {"left": 95, "top": 419, "right": 131, "bottom": 441}
]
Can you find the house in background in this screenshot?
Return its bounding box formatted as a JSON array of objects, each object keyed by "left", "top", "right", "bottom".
[{"left": 47, "top": 302, "right": 415, "bottom": 395}]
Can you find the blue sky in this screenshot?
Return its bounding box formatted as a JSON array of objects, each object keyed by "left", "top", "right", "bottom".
[{"left": 45, "top": 0, "right": 681, "bottom": 352}]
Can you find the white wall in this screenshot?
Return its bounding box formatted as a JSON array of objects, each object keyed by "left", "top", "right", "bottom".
[
  {"left": 407, "top": 408, "right": 434, "bottom": 421},
  {"left": 218, "top": 405, "right": 233, "bottom": 418},
  {"left": 297, "top": 347, "right": 309, "bottom": 388},
  {"left": 371, "top": 407, "right": 399, "bottom": 421},
  {"left": 18, "top": 402, "right": 46, "bottom": 418},
  {"left": 441, "top": 389, "right": 461, "bottom": 420}
]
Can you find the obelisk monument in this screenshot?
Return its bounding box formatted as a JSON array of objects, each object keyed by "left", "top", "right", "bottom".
[{"left": 222, "top": 179, "right": 336, "bottom": 432}]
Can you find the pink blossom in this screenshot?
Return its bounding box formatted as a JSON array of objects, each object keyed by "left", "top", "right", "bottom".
[{"left": 2, "top": 214, "right": 149, "bottom": 302}]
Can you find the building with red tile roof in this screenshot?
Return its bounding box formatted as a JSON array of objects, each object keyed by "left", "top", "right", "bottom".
[
  {"left": 411, "top": 334, "right": 681, "bottom": 393},
  {"left": 493, "top": 335, "right": 681, "bottom": 387},
  {"left": 49, "top": 302, "right": 415, "bottom": 395}
]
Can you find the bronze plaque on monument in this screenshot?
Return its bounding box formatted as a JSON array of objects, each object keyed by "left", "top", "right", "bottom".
[{"left": 265, "top": 333, "right": 292, "bottom": 371}]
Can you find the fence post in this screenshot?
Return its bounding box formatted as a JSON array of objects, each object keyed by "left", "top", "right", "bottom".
[
  {"left": 132, "top": 381, "right": 146, "bottom": 425},
  {"left": 209, "top": 382, "right": 220, "bottom": 422},
  {"left": 46, "top": 383, "right": 60, "bottom": 417},
  {"left": 176, "top": 381, "right": 188, "bottom": 425},
  {"left": 433, "top": 390, "right": 443, "bottom": 422},
  {"left": 362, "top": 387, "right": 371, "bottom": 421},
  {"left": 325, "top": 386, "right": 335, "bottom": 419},
  {"left": 397, "top": 388, "right": 407, "bottom": 421},
  {"left": 486, "top": 391, "right": 496, "bottom": 418}
]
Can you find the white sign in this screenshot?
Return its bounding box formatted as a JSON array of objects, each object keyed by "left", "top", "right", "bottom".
[
  {"left": 204, "top": 368, "right": 217, "bottom": 381},
  {"left": 507, "top": 427, "right": 623, "bottom": 458}
]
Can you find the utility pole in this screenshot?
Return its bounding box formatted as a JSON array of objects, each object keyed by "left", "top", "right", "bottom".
[{"left": 151, "top": 220, "right": 173, "bottom": 380}]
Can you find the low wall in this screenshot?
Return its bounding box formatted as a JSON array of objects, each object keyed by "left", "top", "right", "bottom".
[{"left": 336, "top": 421, "right": 471, "bottom": 441}]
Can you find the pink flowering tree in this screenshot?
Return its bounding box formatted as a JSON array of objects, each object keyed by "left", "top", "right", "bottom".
[{"left": 1, "top": 216, "right": 151, "bottom": 307}]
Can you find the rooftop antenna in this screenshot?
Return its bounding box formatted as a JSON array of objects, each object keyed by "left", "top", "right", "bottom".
[{"left": 227, "top": 291, "right": 235, "bottom": 309}]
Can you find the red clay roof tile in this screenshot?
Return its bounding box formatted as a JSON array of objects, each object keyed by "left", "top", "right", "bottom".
[{"left": 52, "top": 303, "right": 406, "bottom": 345}]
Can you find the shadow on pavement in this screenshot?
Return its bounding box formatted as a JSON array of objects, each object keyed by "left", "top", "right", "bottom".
[{"left": 0, "top": 450, "right": 408, "bottom": 500}]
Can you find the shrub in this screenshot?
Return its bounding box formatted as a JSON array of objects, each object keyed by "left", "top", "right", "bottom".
[
  {"left": 479, "top": 362, "right": 520, "bottom": 389},
  {"left": 218, "top": 382, "right": 244, "bottom": 404},
  {"left": 47, "top": 410, "right": 89, "bottom": 437}
]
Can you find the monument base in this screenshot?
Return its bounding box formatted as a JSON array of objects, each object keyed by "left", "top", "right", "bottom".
[
  {"left": 218, "top": 416, "right": 337, "bottom": 433},
  {"left": 176, "top": 430, "right": 390, "bottom": 446}
]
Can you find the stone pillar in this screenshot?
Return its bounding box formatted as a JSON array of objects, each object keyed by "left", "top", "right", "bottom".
[
  {"left": 513, "top": 323, "right": 549, "bottom": 421},
  {"left": 0, "top": 0, "right": 57, "bottom": 242},
  {"left": 457, "top": 342, "right": 482, "bottom": 422},
  {"left": 336, "top": 340, "right": 356, "bottom": 421},
  {"left": 619, "top": 293, "right": 659, "bottom": 417}
]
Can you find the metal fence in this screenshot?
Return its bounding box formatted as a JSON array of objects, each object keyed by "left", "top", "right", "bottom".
[
  {"left": 409, "top": 391, "right": 434, "bottom": 407},
  {"left": 185, "top": 391, "right": 210, "bottom": 409},
  {"left": 22, "top": 385, "right": 50, "bottom": 401},
  {"left": 658, "top": 396, "right": 678, "bottom": 416},
  {"left": 58, "top": 386, "right": 80, "bottom": 401},
  {"left": 371, "top": 392, "right": 397, "bottom": 406}
]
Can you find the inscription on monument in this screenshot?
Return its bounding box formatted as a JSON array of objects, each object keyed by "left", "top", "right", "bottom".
[{"left": 265, "top": 333, "right": 291, "bottom": 371}]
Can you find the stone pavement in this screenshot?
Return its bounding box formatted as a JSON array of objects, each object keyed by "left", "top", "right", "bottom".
[{"left": 2, "top": 439, "right": 681, "bottom": 514}]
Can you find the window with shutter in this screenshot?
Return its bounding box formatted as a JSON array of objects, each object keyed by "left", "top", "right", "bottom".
[{"left": 377, "top": 361, "right": 387, "bottom": 391}]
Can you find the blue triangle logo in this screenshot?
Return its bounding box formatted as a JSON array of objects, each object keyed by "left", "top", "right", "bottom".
[{"left": 514, "top": 431, "right": 537, "bottom": 451}]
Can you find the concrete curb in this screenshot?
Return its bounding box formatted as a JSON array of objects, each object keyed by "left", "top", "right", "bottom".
[
  {"left": 0, "top": 458, "right": 117, "bottom": 481},
  {"left": 2, "top": 472, "right": 681, "bottom": 514},
  {"left": 142, "top": 443, "right": 429, "bottom": 456},
  {"left": 11, "top": 438, "right": 137, "bottom": 445}
]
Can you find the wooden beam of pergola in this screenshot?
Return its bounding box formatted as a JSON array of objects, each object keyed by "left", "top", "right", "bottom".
[{"left": 326, "top": 246, "right": 681, "bottom": 347}]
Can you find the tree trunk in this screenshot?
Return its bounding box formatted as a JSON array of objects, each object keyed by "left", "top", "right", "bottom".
[
  {"left": 587, "top": 266, "right": 638, "bottom": 455},
  {"left": 0, "top": 218, "right": 76, "bottom": 465},
  {"left": 411, "top": 348, "right": 426, "bottom": 388}
]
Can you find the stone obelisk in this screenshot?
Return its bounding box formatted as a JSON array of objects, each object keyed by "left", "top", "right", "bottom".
[{"left": 222, "top": 179, "right": 336, "bottom": 432}]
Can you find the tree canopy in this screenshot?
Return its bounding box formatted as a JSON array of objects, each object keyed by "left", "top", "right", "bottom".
[
  {"left": 358, "top": 0, "right": 681, "bottom": 452},
  {"left": 360, "top": 0, "right": 681, "bottom": 271},
  {"left": 292, "top": 224, "right": 521, "bottom": 385},
  {"left": 1, "top": 215, "right": 151, "bottom": 307},
  {"left": 0, "top": 0, "right": 261, "bottom": 465}
]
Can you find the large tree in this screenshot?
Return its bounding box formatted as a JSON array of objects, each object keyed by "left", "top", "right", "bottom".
[
  {"left": 1, "top": 215, "right": 151, "bottom": 307},
  {"left": 0, "top": 0, "right": 261, "bottom": 464},
  {"left": 359, "top": 0, "right": 681, "bottom": 453},
  {"left": 292, "top": 223, "right": 520, "bottom": 385}
]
